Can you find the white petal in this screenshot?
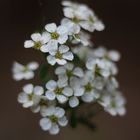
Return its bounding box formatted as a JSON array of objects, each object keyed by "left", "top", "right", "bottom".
[
  {"left": 49, "top": 123, "right": 60, "bottom": 135},
  {"left": 94, "top": 21, "right": 105, "bottom": 31},
  {"left": 58, "top": 35, "right": 68, "bottom": 44},
  {"left": 27, "top": 62, "right": 39, "bottom": 70},
  {"left": 41, "top": 106, "right": 55, "bottom": 117},
  {"left": 31, "top": 105, "right": 40, "bottom": 113},
  {"left": 55, "top": 67, "right": 66, "bottom": 75},
  {"left": 86, "top": 58, "right": 96, "bottom": 70},
  {"left": 54, "top": 107, "right": 65, "bottom": 118},
  {"left": 24, "top": 40, "right": 34, "bottom": 48},
  {"left": 56, "top": 59, "right": 67, "bottom": 65},
  {"left": 69, "top": 97, "right": 79, "bottom": 108},
  {"left": 100, "top": 69, "right": 110, "bottom": 77},
  {"left": 47, "top": 55, "right": 56, "bottom": 66},
  {"left": 13, "top": 73, "right": 24, "bottom": 81},
  {"left": 62, "top": 51, "right": 74, "bottom": 60},
  {"left": 74, "top": 87, "right": 84, "bottom": 97},
  {"left": 82, "top": 93, "right": 94, "bottom": 103},
  {"left": 63, "top": 7, "right": 74, "bottom": 19},
  {"left": 34, "top": 86, "right": 44, "bottom": 95},
  {"left": 56, "top": 95, "right": 68, "bottom": 104},
  {"left": 80, "top": 21, "right": 95, "bottom": 32},
  {"left": 23, "top": 101, "right": 33, "bottom": 108},
  {"left": 45, "top": 23, "right": 57, "bottom": 33},
  {"left": 40, "top": 118, "right": 52, "bottom": 131},
  {"left": 46, "top": 80, "right": 57, "bottom": 90},
  {"left": 57, "top": 25, "right": 68, "bottom": 35},
  {"left": 31, "top": 33, "right": 41, "bottom": 42},
  {"left": 45, "top": 91, "right": 56, "bottom": 100},
  {"left": 47, "top": 40, "right": 58, "bottom": 52},
  {"left": 64, "top": 63, "right": 74, "bottom": 70},
  {"left": 40, "top": 44, "right": 49, "bottom": 53},
  {"left": 108, "top": 50, "right": 121, "bottom": 62},
  {"left": 24, "top": 71, "right": 34, "bottom": 80},
  {"left": 58, "top": 116, "right": 68, "bottom": 127},
  {"left": 63, "top": 87, "right": 73, "bottom": 97},
  {"left": 59, "top": 45, "right": 69, "bottom": 53},
  {"left": 17, "top": 92, "right": 28, "bottom": 103},
  {"left": 57, "top": 75, "right": 68, "bottom": 87},
  {"left": 41, "top": 32, "right": 51, "bottom": 44},
  {"left": 23, "top": 84, "right": 34, "bottom": 94},
  {"left": 73, "top": 67, "right": 84, "bottom": 78}
]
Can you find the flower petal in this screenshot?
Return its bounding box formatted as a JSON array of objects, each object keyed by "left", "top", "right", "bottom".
[
  {"left": 31, "top": 33, "right": 41, "bottom": 42},
  {"left": 24, "top": 40, "right": 34, "bottom": 48},
  {"left": 74, "top": 87, "right": 84, "bottom": 97},
  {"left": 56, "top": 95, "right": 68, "bottom": 104},
  {"left": 59, "top": 45, "right": 69, "bottom": 53},
  {"left": 27, "top": 62, "right": 39, "bottom": 70},
  {"left": 63, "top": 87, "right": 73, "bottom": 97},
  {"left": 58, "top": 116, "right": 68, "bottom": 127},
  {"left": 58, "top": 35, "right": 68, "bottom": 44},
  {"left": 45, "top": 91, "right": 56, "bottom": 101},
  {"left": 49, "top": 123, "right": 60, "bottom": 135},
  {"left": 62, "top": 51, "right": 74, "bottom": 61},
  {"left": 56, "top": 59, "right": 67, "bottom": 65},
  {"left": 57, "top": 25, "right": 68, "bottom": 35},
  {"left": 73, "top": 67, "right": 84, "bottom": 78},
  {"left": 54, "top": 107, "right": 65, "bottom": 118},
  {"left": 40, "top": 118, "right": 52, "bottom": 131},
  {"left": 46, "top": 80, "right": 57, "bottom": 90},
  {"left": 23, "top": 84, "right": 34, "bottom": 94},
  {"left": 34, "top": 86, "right": 44, "bottom": 96},
  {"left": 45, "top": 23, "right": 57, "bottom": 33},
  {"left": 47, "top": 55, "right": 56, "bottom": 66},
  {"left": 69, "top": 96, "right": 79, "bottom": 108}
]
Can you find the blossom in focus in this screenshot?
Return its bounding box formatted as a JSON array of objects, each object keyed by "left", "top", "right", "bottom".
[
  {"left": 12, "top": 62, "right": 39, "bottom": 81},
  {"left": 24, "top": 33, "right": 50, "bottom": 51},
  {"left": 39, "top": 106, "right": 68, "bottom": 135},
  {"left": 41, "top": 23, "right": 69, "bottom": 53},
  {"left": 47, "top": 45, "right": 74, "bottom": 65},
  {"left": 55, "top": 63, "right": 84, "bottom": 83}
]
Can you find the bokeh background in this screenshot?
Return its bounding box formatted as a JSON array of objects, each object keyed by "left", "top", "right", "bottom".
[{"left": 0, "top": 0, "right": 140, "bottom": 140}]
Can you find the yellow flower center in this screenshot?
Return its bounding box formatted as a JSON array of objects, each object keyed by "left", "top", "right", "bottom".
[
  {"left": 54, "top": 87, "right": 63, "bottom": 95},
  {"left": 55, "top": 51, "right": 62, "bottom": 59},
  {"left": 34, "top": 42, "right": 42, "bottom": 50},
  {"left": 51, "top": 32, "right": 59, "bottom": 39}
]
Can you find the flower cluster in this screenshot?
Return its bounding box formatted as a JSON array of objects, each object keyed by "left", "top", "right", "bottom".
[{"left": 13, "top": 1, "right": 126, "bottom": 135}]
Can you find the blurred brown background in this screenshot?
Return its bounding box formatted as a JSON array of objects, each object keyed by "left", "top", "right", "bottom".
[{"left": 0, "top": 0, "right": 140, "bottom": 140}]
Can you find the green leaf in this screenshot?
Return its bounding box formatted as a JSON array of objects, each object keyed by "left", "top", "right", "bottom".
[{"left": 40, "top": 65, "right": 49, "bottom": 82}]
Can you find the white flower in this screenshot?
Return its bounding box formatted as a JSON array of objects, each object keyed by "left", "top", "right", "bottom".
[
  {"left": 47, "top": 45, "right": 74, "bottom": 65},
  {"left": 55, "top": 63, "right": 84, "bottom": 83},
  {"left": 93, "top": 47, "right": 121, "bottom": 62},
  {"left": 24, "top": 33, "right": 50, "bottom": 51},
  {"left": 12, "top": 61, "right": 39, "bottom": 81},
  {"left": 18, "top": 84, "right": 44, "bottom": 108},
  {"left": 80, "top": 71, "right": 103, "bottom": 103},
  {"left": 45, "top": 80, "right": 73, "bottom": 104},
  {"left": 86, "top": 58, "right": 116, "bottom": 78},
  {"left": 31, "top": 97, "right": 56, "bottom": 113},
  {"left": 62, "top": 1, "right": 105, "bottom": 32},
  {"left": 72, "top": 45, "right": 94, "bottom": 61},
  {"left": 39, "top": 106, "right": 68, "bottom": 135},
  {"left": 99, "top": 92, "right": 126, "bottom": 116},
  {"left": 72, "top": 31, "right": 92, "bottom": 46},
  {"left": 41, "top": 23, "right": 69, "bottom": 53}
]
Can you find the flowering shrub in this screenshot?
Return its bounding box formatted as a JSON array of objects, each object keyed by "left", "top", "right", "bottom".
[{"left": 12, "top": 1, "right": 126, "bottom": 135}]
